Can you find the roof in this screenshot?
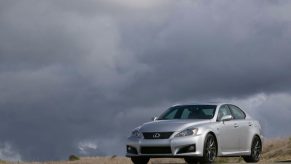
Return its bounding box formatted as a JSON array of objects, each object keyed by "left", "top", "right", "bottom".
[{"left": 171, "top": 102, "right": 226, "bottom": 107}]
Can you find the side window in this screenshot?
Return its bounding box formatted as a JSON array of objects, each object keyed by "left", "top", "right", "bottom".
[
  {"left": 217, "top": 105, "right": 232, "bottom": 121},
  {"left": 228, "top": 105, "right": 246, "bottom": 119}
]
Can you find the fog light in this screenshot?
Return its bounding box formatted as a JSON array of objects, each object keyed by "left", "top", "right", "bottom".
[
  {"left": 127, "top": 145, "right": 138, "bottom": 154},
  {"left": 177, "top": 144, "right": 196, "bottom": 154},
  {"left": 188, "top": 145, "right": 195, "bottom": 151}
]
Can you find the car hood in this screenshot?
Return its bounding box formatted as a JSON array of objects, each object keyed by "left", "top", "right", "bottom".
[{"left": 139, "top": 119, "right": 212, "bottom": 132}]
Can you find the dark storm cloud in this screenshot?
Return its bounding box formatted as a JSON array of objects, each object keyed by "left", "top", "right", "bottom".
[
  {"left": 0, "top": 0, "right": 291, "bottom": 161},
  {"left": 120, "top": 1, "right": 291, "bottom": 103}
]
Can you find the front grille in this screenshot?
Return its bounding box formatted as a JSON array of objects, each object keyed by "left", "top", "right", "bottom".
[
  {"left": 143, "top": 132, "right": 173, "bottom": 139},
  {"left": 141, "top": 146, "right": 172, "bottom": 154}
]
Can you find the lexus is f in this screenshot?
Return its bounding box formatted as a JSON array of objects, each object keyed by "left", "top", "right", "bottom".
[{"left": 126, "top": 103, "right": 263, "bottom": 164}]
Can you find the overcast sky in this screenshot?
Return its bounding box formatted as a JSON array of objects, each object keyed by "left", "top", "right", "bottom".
[{"left": 0, "top": 0, "right": 291, "bottom": 161}]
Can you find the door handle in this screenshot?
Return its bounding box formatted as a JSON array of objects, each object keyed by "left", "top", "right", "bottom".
[{"left": 234, "top": 123, "right": 239, "bottom": 128}]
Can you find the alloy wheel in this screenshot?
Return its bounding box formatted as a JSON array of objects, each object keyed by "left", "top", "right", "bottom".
[
  {"left": 203, "top": 134, "right": 217, "bottom": 163},
  {"left": 252, "top": 137, "right": 261, "bottom": 161}
]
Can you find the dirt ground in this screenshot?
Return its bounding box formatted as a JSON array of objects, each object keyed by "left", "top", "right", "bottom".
[{"left": 1, "top": 137, "right": 291, "bottom": 164}]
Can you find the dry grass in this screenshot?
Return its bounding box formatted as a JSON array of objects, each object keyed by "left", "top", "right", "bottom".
[
  {"left": 1, "top": 137, "right": 291, "bottom": 164},
  {"left": 261, "top": 136, "right": 291, "bottom": 162}
]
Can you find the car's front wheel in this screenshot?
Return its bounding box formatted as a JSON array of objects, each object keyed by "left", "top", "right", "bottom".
[
  {"left": 243, "top": 135, "right": 262, "bottom": 163},
  {"left": 201, "top": 133, "right": 217, "bottom": 163},
  {"left": 130, "top": 156, "right": 150, "bottom": 164}
]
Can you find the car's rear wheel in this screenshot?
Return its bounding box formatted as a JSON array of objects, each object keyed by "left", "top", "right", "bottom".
[
  {"left": 184, "top": 157, "right": 199, "bottom": 164},
  {"left": 130, "top": 156, "right": 150, "bottom": 164},
  {"left": 201, "top": 133, "right": 217, "bottom": 163},
  {"left": 243, "top": 135, "right": 262, "bottom": 163}
]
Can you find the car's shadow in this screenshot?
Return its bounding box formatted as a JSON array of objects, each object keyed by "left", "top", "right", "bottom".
[
  {"left": 151, "top": 163, "right": 185, "bottom": 164},
  {"left": 151, "top": 160, "right": 291, "bottom": 164},
  {"left": 151, "top": 162, "right": 291, "bottom": 164},
  {"left": 277, "top": 160, "right": 291, "bottom": 163}
]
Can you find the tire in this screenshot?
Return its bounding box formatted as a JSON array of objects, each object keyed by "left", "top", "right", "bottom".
[
  {"left": 243, "top": 135, "right": 262, "bottom": 163},
  {"left": 201, "top": 133, "right": 217, "bottom": 163},
  {"left": 184, "top": 157, "right": 199, "bottom": 164},
  {"left": 130, "top": 156, "right": 150, "bottom": 164}
]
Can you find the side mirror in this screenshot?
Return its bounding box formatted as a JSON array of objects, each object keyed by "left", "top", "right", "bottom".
[
  {"left": 220, "top": 115, "right": 233, "bottom": 122},
  {"left": 151, "top": 116, "right": 158, "bottom": 121}
]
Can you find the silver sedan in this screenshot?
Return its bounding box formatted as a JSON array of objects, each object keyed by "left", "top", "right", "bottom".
[{"left": 126, "top": 103, "right": 263, "bottom": 164}]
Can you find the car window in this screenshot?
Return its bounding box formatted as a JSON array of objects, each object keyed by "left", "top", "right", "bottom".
[
  {"left": 158, "top": 105, "right": 216, "bottom": 120},
  {"left": 163, "top": 108, "right": 178, "bottom": 119},
  {"left": 181, "top": 108, "right": 191, "bottom": 119},
  {"left": 217, "top": 105, "right": 232, "bottom": 121},
  {"left": 203, "top": 108, "right": 216, "bottom": 117},
  {"left": 228, "top": 105, "right": 246, "bottom": 119}
]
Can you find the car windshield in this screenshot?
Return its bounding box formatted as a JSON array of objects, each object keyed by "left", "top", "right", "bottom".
[{"left": 158, "top": 105, "right": 217, "bottom": 120}]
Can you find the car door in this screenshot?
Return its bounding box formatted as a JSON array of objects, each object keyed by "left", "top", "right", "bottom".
[
  {"left": 228, "top": 105, "right": 250, "bottom": 152},
  {"left": 217, "top": 105, "right": 240, "bottom": 153}
]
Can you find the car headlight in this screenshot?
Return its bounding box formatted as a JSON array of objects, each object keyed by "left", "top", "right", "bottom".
[
  {"left": 131, "top": 129, "right": 143, "bottom": 138},
  {"left": 175, "top": 128, "right": 198, "bottom": 137}
]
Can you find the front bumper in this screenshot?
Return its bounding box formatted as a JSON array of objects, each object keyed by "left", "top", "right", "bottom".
[{"left": 126, "top": 134, "right": 205, "bottom": 157}]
